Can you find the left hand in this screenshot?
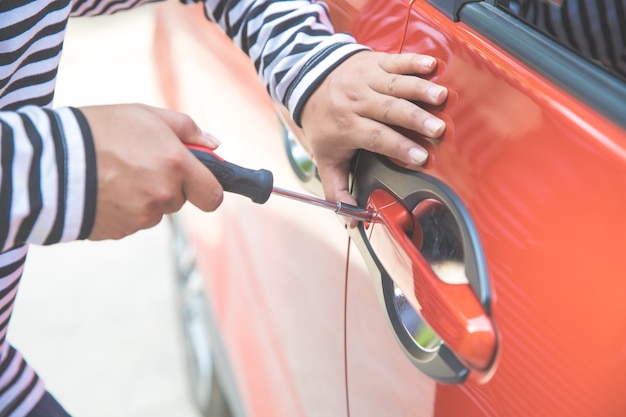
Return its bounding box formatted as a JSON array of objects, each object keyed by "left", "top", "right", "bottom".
[{"left": 300, "top": 50, "right": 448, "bottom": 213}]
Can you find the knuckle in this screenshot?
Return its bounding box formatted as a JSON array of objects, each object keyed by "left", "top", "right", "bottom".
[
  {"left": 153, "top": 185, "right": 176, "bottom": 205},
  {"left": 163, "top": 148, "right": 186, "bottom": 172},
  {"left": 178, "top": 112, "right": 196, "bottom": 130},
  {"left": 408, "top": 106, "right": 424, "bottom": 122},
  {"left": 366, "top": 126, "right": 385, "bottom": 152},
  {"left": 177, "top": 111, "right": 192, "bottom": 123},
  {"left": 336, "top": 115, "right": 355, "bottom": 132},
  {"left": 344, "top": 88, "right": 361, "bottom": 103},
  {"left": 404, "top": 103, "right": 429, "bottom": 127},
  {"left": 381, "top": 97, "right": 395, "bottom": 123},
  {"left": 163, "top": 196, "right": 185, "bottom": 214},
  {"left": 145, "top": 213, "right": 163, "bottom": 229},
  {"left": 139, "top": 208, "right": 164, "bottom": 230},
  {"left": 386, "top": 74, "right": 401, "bottom": 95},
  {"left": 149, "top": 183, "right": 182, "bottom": 215}
]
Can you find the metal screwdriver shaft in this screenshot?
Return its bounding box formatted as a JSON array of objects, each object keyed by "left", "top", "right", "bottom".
[{"left": 272, "top": 186, "right": 375, "bottom": 222}]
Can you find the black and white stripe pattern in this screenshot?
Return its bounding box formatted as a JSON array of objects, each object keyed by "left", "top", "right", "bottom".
[
  {"left": 514, "top": 0, "right": 626, "bottom": 79},
  {"left": 0, "top": 1, "right": 94, "bottom": 414},
  {"left": 0, "top": 106, "right": 96, "bottom": 250},
  {"left": 70, "top": 0, "right": 158, "bottom": 16},
  {"left": 185, "top": 0, "right": 368, "bottom": 124},
  {"left": 0, "top": 246, "right": 44, "bottom": 417},
  {"left": 0, "top": 0, "right": 362, "bottom": 414}
]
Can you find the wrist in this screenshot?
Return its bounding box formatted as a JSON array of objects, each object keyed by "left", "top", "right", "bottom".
[{"left": 284, "top": 36, "right": 370, "bottom": 127}]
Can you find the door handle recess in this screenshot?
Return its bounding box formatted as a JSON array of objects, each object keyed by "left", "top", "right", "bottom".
[{"left": 366, "top": 188, "right": 496, "bottom": 371}]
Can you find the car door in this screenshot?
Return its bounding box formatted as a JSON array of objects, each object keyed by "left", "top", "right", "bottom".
[
  {"left": 340, "top": 0, "right": 626, "bottom": 416},
  {"left": 154, "top": 3, "right": 357, "bottom": 416}
]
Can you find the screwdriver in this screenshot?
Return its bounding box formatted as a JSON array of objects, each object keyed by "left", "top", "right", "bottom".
[{"left": 186, "top": 144, "right": 375, "bottom": 223}]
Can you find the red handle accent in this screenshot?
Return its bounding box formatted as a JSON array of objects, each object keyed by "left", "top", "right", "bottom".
[
  {"left": 366, "top": 189, "right": 496, "bottom": 371},
  {"left": 185, "top": 144, "right": 224, "bottom": 161}
]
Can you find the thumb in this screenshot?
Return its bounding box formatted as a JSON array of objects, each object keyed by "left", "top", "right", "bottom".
[
  {"left": 145, "top": 106, "right": 222, "bottom": 149},
  {"left": 318, "top": 163, "right": 360, "bottom": 228},
  {"left": 317, "top": 159, "right": 356, "bottom": 205}
]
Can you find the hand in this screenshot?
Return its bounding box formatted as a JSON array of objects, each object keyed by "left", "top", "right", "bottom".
[
  {"left": 81, "top": 103, "right": 223, "bottom": 240},
  {"left": 299, "top": 51, "right": 447, "bottom": 212}
]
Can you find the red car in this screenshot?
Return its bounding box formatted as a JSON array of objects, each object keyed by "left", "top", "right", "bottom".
[{"left": 154, "top": 1, "right": 626, "bottom": 416}]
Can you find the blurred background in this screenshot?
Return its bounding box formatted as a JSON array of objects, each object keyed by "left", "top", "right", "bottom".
[{"left": 7, "top": 4, "right": 201, "bottom": 417}]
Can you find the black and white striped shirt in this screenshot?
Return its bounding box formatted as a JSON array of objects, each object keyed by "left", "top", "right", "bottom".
[
  {"left": 0, "top": 1, "right": 366, "bottom": 414},
  {"left": 511, "top": 0, "right": 626, "bottom": 80}
]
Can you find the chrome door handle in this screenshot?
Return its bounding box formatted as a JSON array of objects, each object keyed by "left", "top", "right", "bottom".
[
  {"left": 366, "top": 188, "right": 496, "bottom": 371},
  {"left": 347, "top": 151, "right": 495, "bottom": 383}
]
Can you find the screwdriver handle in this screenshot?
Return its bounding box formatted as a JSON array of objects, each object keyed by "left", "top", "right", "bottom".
[{"left": 186, "top": 144, "right": 273, "bottom": 204}]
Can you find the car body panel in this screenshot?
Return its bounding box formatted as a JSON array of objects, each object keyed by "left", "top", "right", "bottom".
[
  {"left": 154, "top": 1, "right": 626, "bottom": 416},
  {"left": 154, "top": 4, "right": 359, "bottom": 416},
  {"left": 343, "top": 1, "right": 626, "bottom": 416}
]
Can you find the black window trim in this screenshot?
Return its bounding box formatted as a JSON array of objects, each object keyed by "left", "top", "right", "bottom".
[
  {"left": 428, "top": 0, "right": 482, "bottom": 20},
  {"left": 454, "top": 1, "right": 626, "bottom": 131}
]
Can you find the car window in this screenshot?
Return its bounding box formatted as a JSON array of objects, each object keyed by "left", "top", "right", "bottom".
[{"left": 499, "top": 0, "right": 626, "bottom": 81}]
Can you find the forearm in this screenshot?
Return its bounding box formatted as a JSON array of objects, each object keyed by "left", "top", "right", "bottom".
[
  {"left": 183, "top": 0, "right": 369, "bottom": 124},
  {"left": 0, "top": 106, "right": 96, "bottom": 251}
]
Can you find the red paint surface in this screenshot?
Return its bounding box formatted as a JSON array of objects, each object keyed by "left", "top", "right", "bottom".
[
  {"left": 155, "top": 1, "right": 626, "bottom": 416},
  {"left": 346, "top": 1, "right": 626, "bottom": 416}
]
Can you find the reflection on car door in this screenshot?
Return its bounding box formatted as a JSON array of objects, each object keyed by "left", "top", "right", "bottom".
[{"left": 343, "top": 0, "right": 626, "bottom": 416}]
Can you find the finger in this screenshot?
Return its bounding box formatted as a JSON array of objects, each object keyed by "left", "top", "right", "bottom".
[
  {"left": 317, "top": 161, "right": 362, "bottom": 229},
  {"left": 347, "top": 117, "right": 431, "bottom": 166},
  {"left": 144, "top": 106, "right": 221, "bottom": 149},
  {"left": 159, "top": 189, "right": 186, "bottom": 215},
  {"left": 317, "top": 159, "right": 355, "bottom": 203},
  {"left": 378, "top": 53, "right": 440, "bottom": 76},
  {"left": 199, "top": 132, "right": 222, "bottom": 149},
  {"left": 370, "top": 74, "right": 448, "bottom": 106},
  {"left": 178, "top": 146, "right": 224, "bottom": 212},
  {"left": 143, "top": 106, "right": 223, "bottom": 210},
  {"left": 184, "top": 130, "right": 221, "bottom": 149},
  {"left": 359, "top": 94, "right": 446, "bottom": 139}
]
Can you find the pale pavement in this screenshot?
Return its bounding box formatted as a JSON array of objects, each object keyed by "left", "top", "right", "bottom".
[{"left": 8, "top": 5, "right": 201, "bottom": 417}]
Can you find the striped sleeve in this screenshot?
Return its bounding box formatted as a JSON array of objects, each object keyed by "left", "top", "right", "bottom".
[
  {"left": 70, "top": 0, "right": 163, "bottom": 16},
  {"left": 0, "top": 106, "right": 97, "bottom": 251},
  {"left": 182, "top": 0, "right": 370, "bottom": 125}
]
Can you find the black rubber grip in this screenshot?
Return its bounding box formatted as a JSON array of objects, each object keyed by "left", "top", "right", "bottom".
[{"left": 187, "top": 145, "right": 273, "bottom": 204}]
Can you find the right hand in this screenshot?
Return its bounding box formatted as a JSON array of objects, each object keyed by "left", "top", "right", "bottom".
[{"left": 80, "top": 103, "right": 223, "bottom": 240}]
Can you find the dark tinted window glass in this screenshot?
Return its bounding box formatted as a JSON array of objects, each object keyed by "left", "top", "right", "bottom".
[{"left": 500, "top": 0, "right": 626, "bottom": 80}]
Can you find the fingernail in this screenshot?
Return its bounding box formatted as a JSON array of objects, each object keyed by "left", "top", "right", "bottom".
[
  {"left": 421, "top": 57, "right": 436, "bottom": 68},
  {"left": 202, "top": 131, "right": 221, "bottom": 148},
  {"left": 409, "top": 147, "right": 429, "bottom": 165},
  {"left": 428, "top": 86, "right": 445, "bottom": 101},
  {"left": 424, "top": 117, "right": 445, "bottom": 136}
]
